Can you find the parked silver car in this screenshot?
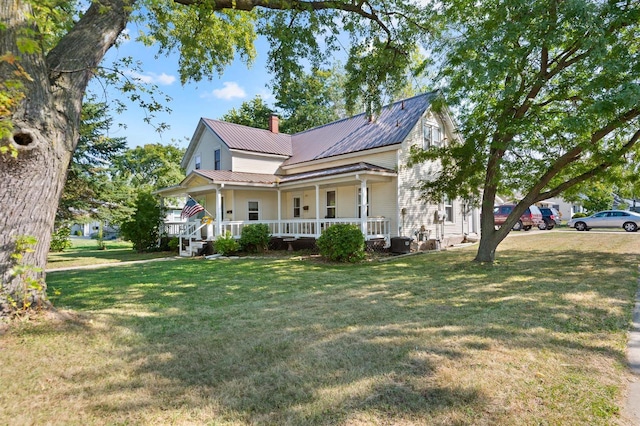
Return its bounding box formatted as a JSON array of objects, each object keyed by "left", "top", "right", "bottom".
[{"left": 567, "top": 210, "right": 640, "bottom": 232}]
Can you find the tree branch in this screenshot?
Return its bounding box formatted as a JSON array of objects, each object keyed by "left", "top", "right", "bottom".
[{"left": 535, "top": 128, "right": 640, "bottom": 202}]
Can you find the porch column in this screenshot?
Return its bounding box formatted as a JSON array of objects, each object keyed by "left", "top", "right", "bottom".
[
  {"left": 277, "top": 189, "right": 282, "bottom": 237},
  {"left": 315, "top": 184, "right": 320, "bottom": 238},
  {"left": 358, "top": 177, "right": 368, "bottom": 237},
  {"left": 216, "top": 185, "right": 223, "bottom": 237}
]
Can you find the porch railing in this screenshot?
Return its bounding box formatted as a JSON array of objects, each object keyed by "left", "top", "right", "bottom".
[{"left": 173, "top": 217, "right": 390, "bottom": 247}]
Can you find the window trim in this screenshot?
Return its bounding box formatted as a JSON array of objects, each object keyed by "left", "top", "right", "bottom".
[
  {"left": 248, "top": 200, "right": 260, "bottom": 221},
  {"left": 293, "top": 196, "right": 301, "bottom": 218},
  {"left": 325, "top": 190, "right": 336, "bottom": 219},
  {"left": 422, "top": 118, "right": 442, "bottom": 149},
  {"left": 214, "top": 149, "right": 221, "bottom": 170},
  {"left": 443, "top": 196, "right": 454, "bottom": 223},
  {"left": 195, "top": 153, "right": 202, "bottom": 170}
]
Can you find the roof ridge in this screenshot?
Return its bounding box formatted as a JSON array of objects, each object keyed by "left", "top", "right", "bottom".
[
  {"left": 291, "top": 90, "right": 439, "bottom": 136},
  {"left": 203, "top": 118, "right": 293, "bottom": 137}
]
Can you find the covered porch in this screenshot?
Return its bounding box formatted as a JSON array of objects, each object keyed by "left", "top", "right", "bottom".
[
  {"left": 173, "top": 217, "right": 391, "bottom": 257},
  {"left": 157, "top": 164, "right": 397, "bottom": 256}
]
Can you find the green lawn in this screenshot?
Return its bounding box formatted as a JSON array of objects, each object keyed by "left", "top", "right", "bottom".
[
  {"left": 2, "top": 232, "right": 639, "bottom": 425},
  {"left": 47, "top": 237, "right": 174, "bottom": 270}
]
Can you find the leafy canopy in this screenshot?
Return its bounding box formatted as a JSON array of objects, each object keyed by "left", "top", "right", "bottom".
[{"left": 413, "top": 0, "right": 640, "bottom": 205}]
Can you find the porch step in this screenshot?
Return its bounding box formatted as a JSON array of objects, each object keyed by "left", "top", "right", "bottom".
[{"left": 180, "top": 240, "right": 205, "bottom": 257}]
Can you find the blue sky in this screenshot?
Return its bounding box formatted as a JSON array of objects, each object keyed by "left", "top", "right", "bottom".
[{"left": 91, "top": 27, "right": 276, "bottom": 150}]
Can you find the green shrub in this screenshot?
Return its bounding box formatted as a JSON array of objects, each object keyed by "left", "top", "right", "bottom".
[
  {"left": 120, "top": 191, "right": 165, "bottom": 252},
  {"left": 167, "top": 237, "right": 180, "bottom": 252},
  {"left": 572, "top": 212, "right": 588, "bottom": 219},
  {"left": 317, "top": 223, "right": 365, "bottom": 263},
  {"left": 239, "top": 223, "right": 271, "bottom": 253},
  {"left": 50, "top": 226, "right": 72, "bottom": 252},
  {"left": 214, "top": 232, "right": 239, "bottom": 255}
]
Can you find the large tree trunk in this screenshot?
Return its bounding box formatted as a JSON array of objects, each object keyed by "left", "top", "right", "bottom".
[
  {"left": 0, "top": 0, "right": 131, "bottom": 314},
  {"left": 473, "top": 148, "right": 512, "bottom": 263}
]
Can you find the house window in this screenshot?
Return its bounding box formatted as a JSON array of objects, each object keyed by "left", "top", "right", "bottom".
[
  {"left": 293, "top": 197, "right": 301, "bottom": 218},
  {"left": 357, "top": 187, "right": 370, "bottom": 218},
  {"left": 214, "top": 149, "right": 221, "bottom": 170},
  {"left": 248, "top": 201, "right": 259, "bottom": 221},
  {"left": 195, "top": 154, "right": 201, "bottom": 170},
  {"left": 444, "top": 196, "right": 454, "bottom": 222},
  {"left": 422, "top": 119, "right": 442, "bottom": 149},
  {"left": 326, "top": 190, "right": 336, "bottom": 219}
]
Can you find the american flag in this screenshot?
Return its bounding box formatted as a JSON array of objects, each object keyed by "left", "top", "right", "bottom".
[{"left": 181, "top": 198, "right": 204, "bottom": 219}]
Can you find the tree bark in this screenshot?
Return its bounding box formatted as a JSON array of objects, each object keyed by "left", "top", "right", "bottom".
[{"left": 0, "top": 0, "right": 131, "bottom": 313}]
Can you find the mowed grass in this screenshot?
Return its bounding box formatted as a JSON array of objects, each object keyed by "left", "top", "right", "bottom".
[
  {"left": 1, "top": 232, "right": 639, "bottom": 425},
  {"left": 47, "top": 237, "right": 174, "bottom": 270}
]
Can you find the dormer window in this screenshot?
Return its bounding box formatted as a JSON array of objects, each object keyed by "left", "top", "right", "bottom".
[
  {"left": 195, "top": 154, "right": 201, "bottom": 170},
  {"left": 422, "top": 119, "right": 442, "bottom": 149}
]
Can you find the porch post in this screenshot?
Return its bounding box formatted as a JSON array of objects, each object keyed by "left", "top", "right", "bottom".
[
  {"left": 315, "top": 184, "right": 320, "bottom": 238},
  {"left": 216, "top": 185, "right": 223, "bottom": 237},
  {"left": 359, "top": 177, "right": 368, "bottom": 237},
  {"left": 277, "top": 189, "right": 282, "bottom": 237}
]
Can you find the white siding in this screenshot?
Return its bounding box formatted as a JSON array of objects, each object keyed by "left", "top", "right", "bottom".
[
  {"left": 370, "top": 181, "right": 397, "bottom": 235},
  {"left": 397, "top": 115, "right": 441, "bottom": 238},
  {"left": 396, "top": 111, "right": 481, "bottom": 242},
  {"left": 232, "top": 190, "right": 279, "bottom": 221},
  {"left": 283, "top": 150, "right": 397, "bottom": 175},
  {"left": 184, "top": 131, "right": 231, "bottom": 174},
  {"left": 232, "top": 151, "right": 285, "bottom": 174},
  {"left": 283, "top": 190, "right": 317, "bottom": 220}
]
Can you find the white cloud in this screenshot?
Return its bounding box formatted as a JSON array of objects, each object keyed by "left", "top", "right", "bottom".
[
  {"left": 209, "top": 82, "right": 247, "bottom": 100},
  {"left": 126, "top": 70, "right": 176, "bottom": 86},
  {"left": 256, "top": 89, "right": 275, "bottom": 102}
]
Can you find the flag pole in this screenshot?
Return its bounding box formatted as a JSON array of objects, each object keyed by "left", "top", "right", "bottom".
[{"left": 187, "top": 195, "right": 216, "bottom": 219}]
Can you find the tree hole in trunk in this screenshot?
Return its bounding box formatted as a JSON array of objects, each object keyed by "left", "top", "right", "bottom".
[{"left": 13, "top": 132, "right": 34, "bottom": 146}]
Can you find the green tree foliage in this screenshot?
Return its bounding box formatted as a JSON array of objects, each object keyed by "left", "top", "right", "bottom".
[
  {"left": 275, "top": 67, "right": 345, "bottom": 133},
  {"left": 221, "top": 68, "right": 345, "bottom": 133},
  {"left": 120, "top": 191, "right": 165, "bottom": 252},
  {"left": 317, "top": 223, "right": 365, "bottom": 263},
  {"left": 112, "top": 143, "right": 185, "bottom": 191},
  {"left": 49, "top": 227, "right": 72, "bottom": 252},
  {"left": 221, "top": 96, "right": 274, "bottom": 130},
  {"left": 410, "top": 0, "right": 640, "bottom": 262},
  {"left": 58, "top": 100, "right": 128, "bottom": 224}
]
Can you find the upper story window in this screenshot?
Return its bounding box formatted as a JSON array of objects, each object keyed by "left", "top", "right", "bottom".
[
  {"left": 422, "top": 119, "right": 442, "bottom": 149},
  {"left": 214, "top": 149, "right": 221, "bottom": 170},
  {"left": 195, "top": 154, "right": 201, "bottom": 170}
]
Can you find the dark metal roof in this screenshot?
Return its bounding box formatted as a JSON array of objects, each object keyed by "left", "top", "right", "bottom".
[
  {"left": 279, "top": 162, "right": 397, "bottom": 183},
  {"left": 285, "top": 92, "right": 438, "bottom": 165},
  {"left": 201, "top": 119, "right": 293, "bottom": 156},
  {"left": 196, "top": 92, "right": 437, "bottom": 164},
  {"left": 193, "top": 170, "right": 278, "bottom": 185}
]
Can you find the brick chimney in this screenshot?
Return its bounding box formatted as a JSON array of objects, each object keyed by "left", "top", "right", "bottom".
[{"left": 268, "top": 114, "right": 279, "bottom": 133}]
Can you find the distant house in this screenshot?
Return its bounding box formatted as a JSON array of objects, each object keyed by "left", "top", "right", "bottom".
[{"left": 156, "top": 92, "right": 481, "bottom": 256}]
